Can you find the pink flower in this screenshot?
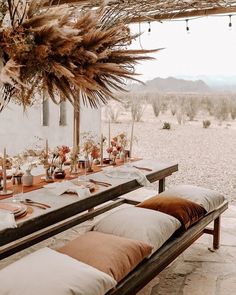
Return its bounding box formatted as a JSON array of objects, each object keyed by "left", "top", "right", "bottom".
[
  {"left": 112, "top": 150, "right": 118, "bottom": 156},
  {"left": 106, "top": 147, "right": 113, "bottom": 153},
  {"left": 116, "top": 145, "right": 122, "bottom": 151},
  {"left": 111, "top": 140, "right": 116, "bottom": 147}
]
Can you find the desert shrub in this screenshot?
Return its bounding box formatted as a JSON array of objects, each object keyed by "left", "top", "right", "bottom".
[
  {"left": 160, "top": 101, "right": 168, "bottom": 114},
  {"left": 131, "top": 101, "right": 146, "bottom": 122},
  {"left": 201, "top": 96, "right": 214, "bottom": 115},
  {"left": 151, "top": 96, "right": 161, "bottom": 117},
  {"left": 230, "top": 99, "right": 236, "bottom": 120},
  {"left": 162, "top": 122, "right": 171, "bottom": 130},
  {"left": 127, "top": 93, "right": 147, "bottom": 122},
  {"left": 120, "top": 93, "right": 131, "bottom": 111},
  {"left": 176, "top": 109, "right": 184, "bottom": 125},
  {"left": 171, "top": 104, "right": 177, "bottom": 116},
  {"left": 184, "top": 96, "right": 199, "bottom": 121},
  {"left": 202, "top": 120, "right": 211, "bottom": 128},
  {"left": 214, "top": 97, "right": 230, "bottom": 121},
  {"left": 105, "top": 103, "right": 122, "bottom": 123}
]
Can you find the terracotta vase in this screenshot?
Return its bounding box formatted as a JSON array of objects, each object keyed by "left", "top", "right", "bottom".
[{"left": 120, "top": 151, "right": 125, "bottom": 161}]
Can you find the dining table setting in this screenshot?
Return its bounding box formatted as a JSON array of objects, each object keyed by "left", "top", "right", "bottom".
[{"left": 0, "top": 157, "right": 178, "bottom": 259}]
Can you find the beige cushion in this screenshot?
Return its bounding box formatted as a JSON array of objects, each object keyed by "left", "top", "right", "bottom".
[
  {"left": 93, "top": 206, "right": 181, "bottom": 255},
  {"left": 58, "top": 231, "right": 153, "bottom": 282},
  {"left": 0, "top": 247, "right": 116, "bottom": 295},
  {"left": 159, "top": 185, "right": 225, "bottom": 213}
]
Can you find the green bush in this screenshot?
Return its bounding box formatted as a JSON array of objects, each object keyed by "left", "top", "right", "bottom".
[
  {"left": 202, "top": 120, "right": 211, "bottom": 128},
  {"left": 162, "top": 122, "right": 171, "bottom": 130}
]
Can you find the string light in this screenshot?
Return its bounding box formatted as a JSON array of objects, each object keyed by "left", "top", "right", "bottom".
[
  {"left": 185, "top": 19, "right": 190, "bottom": 33},
  {"left": 144, "top": 14, "right": 236, "bottom": 35},
  {"left": 148, "top": 21, "right": 151, "bottom": 33},
  {"left": 229, "top": 15, "right": 232, "bottom": 30}
]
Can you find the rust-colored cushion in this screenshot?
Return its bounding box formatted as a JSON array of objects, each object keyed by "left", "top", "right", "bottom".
[
  {"left": 58, "top": 231, "right": 152, "bottom": 282},
  {"left": 136, "top": 195, "right": 206, "bottom": 230}
]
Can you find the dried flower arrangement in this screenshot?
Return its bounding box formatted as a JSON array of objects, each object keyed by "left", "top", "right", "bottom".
[
  {"left": 106, "top": 132, "right": 128, "bottom": 164},
  {"left": 82, "top": 133, "right": 99, "bottom": 156},
  {"left": 0, "top": 1, "right": 159, "bottom": 112},
  {"left": 81, "top": 132, "right": 100, "bottom": 171},
  {"left": 52, "top": 145, "right": 70, "bottom": 170}
]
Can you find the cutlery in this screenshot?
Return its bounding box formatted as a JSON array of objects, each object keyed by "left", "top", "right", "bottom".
[
  {"left": 21, "top": 201, "right": 47, "bottom": 210},
  {"left": 133, "top": 165, "right": 152, "bottom": 172},
  {"left": 89, "top": 179, "right": 112, "bottom": 187},
  {"left": 24, "top": 198, "right": 51, "bottom": 208}
]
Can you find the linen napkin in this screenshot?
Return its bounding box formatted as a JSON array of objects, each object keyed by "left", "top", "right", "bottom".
[
  {"left": 44, "top": 181, "right": 91, "bottom": 199},
  {"left": 130, "top": 159, "right": 167, "bottom": 171},
  {"left": 0, "top": 209, "right": 17, "bottom": 231},
  {"left": 103, "top": 166, "right": 151, "bottom": 187}
]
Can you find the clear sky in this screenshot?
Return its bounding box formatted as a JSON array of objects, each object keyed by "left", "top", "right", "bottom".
[{"left": 129, "top": 15, "right": 236, "bottom": 82}]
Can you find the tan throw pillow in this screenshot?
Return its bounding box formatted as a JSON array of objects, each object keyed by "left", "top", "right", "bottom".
[
  {"left": 137, "top": 195, "right": 206, "bottom": 230},
  {"left": 58, "top": 231, "right": 152, "bottom": 282}
]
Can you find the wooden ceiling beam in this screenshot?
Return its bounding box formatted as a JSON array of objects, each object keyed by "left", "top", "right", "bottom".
[
  {"left": 130, "top": 6, "right": 236, "bottom": 23},
  {"left": 50, "top": 0, "right": 93, "bottom": 4},
  {"left": 49, "top": 1, "right": 236, "bottom": 23}
]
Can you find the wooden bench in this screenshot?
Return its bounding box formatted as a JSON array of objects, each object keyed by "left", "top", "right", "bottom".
[
  {"left": 106, "top": 200, "right": 228, "bottom": 294},
  {"left": 0, "top": 196, "right": 228, "bottom": 294}
]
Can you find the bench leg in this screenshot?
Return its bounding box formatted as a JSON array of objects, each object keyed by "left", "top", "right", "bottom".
[
  {"left": 213, "top": 216, "right": 221, "bottom": 250},
  {"left": 204, "top": 216, "right": 221, "bottom": 251},
  {"left": 159, "top": 178, "right": 165, "bottom": 193}
]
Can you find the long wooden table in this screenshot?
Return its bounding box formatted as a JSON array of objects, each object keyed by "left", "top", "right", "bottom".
[{"left": 0, "top": 160, "right": 178, "bottom": 259}]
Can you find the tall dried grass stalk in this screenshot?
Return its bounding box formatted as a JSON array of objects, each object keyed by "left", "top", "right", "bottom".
[{"left": 0, "top": 0, "right": 160, "bottom": 111}]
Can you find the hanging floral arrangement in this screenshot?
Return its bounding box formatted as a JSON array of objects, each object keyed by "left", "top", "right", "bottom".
[{"left": 0, "top": 0, "right": 159, "bottom": 112}]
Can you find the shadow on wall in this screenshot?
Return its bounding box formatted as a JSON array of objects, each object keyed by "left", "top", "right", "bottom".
[{"left": 0, "top": 100, "right": 101, "bottom": 155}]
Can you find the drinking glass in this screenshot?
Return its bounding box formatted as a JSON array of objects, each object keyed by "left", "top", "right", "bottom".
[
  {"left": 124, "top": 153, "right": 131, "bottom": 168},
  {"left": 145, "top": 180, "right": 159, "bottom": 195},
  {"left": 78, "top": 158, "right": 88, "bottom": 182},
  {"left": 12, "top": 181, "right": 24, "bottom": 203}
]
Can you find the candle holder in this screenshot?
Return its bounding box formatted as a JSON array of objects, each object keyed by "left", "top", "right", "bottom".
[
  {"left": 70, "top": 154, "right": 79, "bottom": 176},
  {"left": 97, "top": 133, "right": 106, "bottom": 167},
  {"left": 0, "top": 188, "right": 13, "bottom": 196},
  {"left": 0, "top": 148, "right": 13, "bottom": 196}
]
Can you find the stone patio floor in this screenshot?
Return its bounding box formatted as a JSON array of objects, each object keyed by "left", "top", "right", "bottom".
[{"left": 138, "top": 204, "right": 236, "bottom": 295}]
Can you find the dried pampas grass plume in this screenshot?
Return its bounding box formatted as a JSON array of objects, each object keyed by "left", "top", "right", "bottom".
[{"left": 0, "top": 0, "right": 161, "bottom": 111}]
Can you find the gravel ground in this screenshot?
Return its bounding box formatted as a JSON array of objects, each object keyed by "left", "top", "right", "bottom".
[{"left": 104, "top": 105, "right": 236, "bottom": 203}]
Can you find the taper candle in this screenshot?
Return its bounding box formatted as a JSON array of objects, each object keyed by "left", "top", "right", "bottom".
[
  {"left": 45, "top": 139, "right": 48, "bottom": 156},
  {"left": 3, "top": 147, "right": 6, "bottom": 191},
  {"left": 0, "top": 147, "right": 13, "bottom": 196},
  {"left": 108, "top": 119, "right": 111, "bottom": 147},
  {"left": 100, "top": 133, "right": 104, "bottom": 166},
  {"left": 129, "top": 120, "right": 135, "bottom": 159}
]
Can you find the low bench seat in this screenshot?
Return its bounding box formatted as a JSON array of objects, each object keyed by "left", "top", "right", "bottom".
[{"left": 0, "top": 185, "right": 228, "bottom": 295}]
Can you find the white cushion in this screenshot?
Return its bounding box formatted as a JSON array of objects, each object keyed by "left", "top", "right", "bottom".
[
  {"left": 120, "top": 187, "right": 158, "bottom": 203},
  {"left": 159, "top": 184, "right": 225, "bottom": 213},
  {"left": 93, "top": 206, "right": 181, "bottom": 255},
  {"left": 0, "top": 248, "right": 116, "bottom": 295}
]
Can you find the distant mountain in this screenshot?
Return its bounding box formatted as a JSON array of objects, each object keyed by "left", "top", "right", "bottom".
[
  {"left": 132, "top": 76, "right": 211, "bottom": 93},
  {"left": 176, "top": 75, "right": 236, "bottom": 91}
]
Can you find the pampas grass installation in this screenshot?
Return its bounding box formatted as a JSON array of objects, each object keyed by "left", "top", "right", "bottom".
[{"left": 0, "top": 0, "right": 160, "bottom": 111}]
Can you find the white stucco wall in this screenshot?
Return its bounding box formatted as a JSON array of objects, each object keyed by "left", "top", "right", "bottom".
[{"left": 0, "top": 99, "right": 101, "bottom": 155}]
